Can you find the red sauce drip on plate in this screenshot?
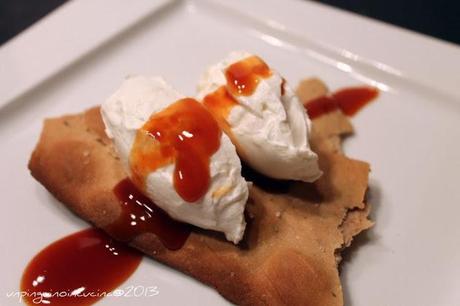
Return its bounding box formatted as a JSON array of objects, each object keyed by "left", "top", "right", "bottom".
[
  {"left": 305, "top": 86, "right": 379, "bottom": 119},
  {"left": 107, "top": 178, "right": 191, "bottom": 250},
  {"left": 20, "top": 228, "right": 142, "bottom": 306},
  {"left": 130, "top": 98, "right": 221, "bottom": 203},
  {"left": 225, "top": 55, "right": 272, "bottom": 96}
]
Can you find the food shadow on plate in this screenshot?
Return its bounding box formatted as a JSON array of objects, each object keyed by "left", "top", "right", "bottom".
[{"left": 340, "top": 179, "right": 383, "bottom": 305}]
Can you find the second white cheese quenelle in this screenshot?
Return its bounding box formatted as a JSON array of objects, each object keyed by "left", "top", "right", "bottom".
[
  {"left": 101, "top": 75, "right": 249, "bottom": 243},
  {"left": 198, "top": 52, "right": 322, "bottom": 182}
]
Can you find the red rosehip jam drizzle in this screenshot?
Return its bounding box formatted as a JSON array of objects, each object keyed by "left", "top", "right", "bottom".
[
  {"left": 203, "top": 55, "right": 272, "bottom": 145},
  {"left": 225, "top": 55, "right": 272, "bottom": 96},
  {"left": 305, "top": 86, "right": 379, "bottom": 119},
  {"left": 107, "top": 178, "right": 191, "bottom": 250},
  {"left": 130, "top": 98, "right": 222, "bottom": 203}
]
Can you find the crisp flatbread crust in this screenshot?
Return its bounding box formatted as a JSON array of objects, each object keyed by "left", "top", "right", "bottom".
[{"left": 28, "top": 79, "right": 372, "bottom": 306}]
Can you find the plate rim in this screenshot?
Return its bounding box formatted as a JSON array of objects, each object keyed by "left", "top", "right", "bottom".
[{"left": 1, "top": 0, "right": 459, "bottom": 111}]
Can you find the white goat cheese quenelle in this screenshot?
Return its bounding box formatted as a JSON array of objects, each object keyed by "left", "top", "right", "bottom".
[
  {"left": 101, "top": 75, "right": 249, "bottom": 243},
  {"left": 198, "top": 52, "right": 322, "bottom": 182}
]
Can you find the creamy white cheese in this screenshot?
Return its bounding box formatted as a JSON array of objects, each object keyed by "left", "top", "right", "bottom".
[
  {"left": 197, "top": 52, "right": 322, "bottom": 182},
  {"left": 101, "top": 75, "right": 249, "bottom": 243}
]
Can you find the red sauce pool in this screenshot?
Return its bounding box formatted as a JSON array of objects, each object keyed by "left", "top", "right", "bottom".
[
  {"left": 20, "top": 177, "right": 191, "bottom": 305},
  {"left": 130, "top": 98, "right": 221, "bottom": 202},
  {"left": 20, "top": 228, "right": 142, "bottom": 306},
  {"left": 305, "top": 86, "right": 379, "bottom": 119}
]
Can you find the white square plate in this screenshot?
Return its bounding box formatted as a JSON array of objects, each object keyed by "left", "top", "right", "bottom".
[{"left": 1, "top": 0, "right": 459, "bottom": 305}]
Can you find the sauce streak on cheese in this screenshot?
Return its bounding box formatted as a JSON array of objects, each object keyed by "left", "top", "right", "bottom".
[
  {"left": 107, "top": 178, "right": 191, "bottom": 250},
  {"left": 130, "top": 98, "right": 221, "bottom": 203},
  {"left": 203, "top": 87, "right": 238, "bottom": 136},
  {"left": 305, "top": 87, "right": 379, "bottom": 119},
  {"left": 203, "top": 55, "right": 273, "bottom": 139},
  {"left": 21, "top": 228, "right": 142, "bottom": 306},
  {"left": 280, "top": 78, "right": 286, "bottom": 96}
]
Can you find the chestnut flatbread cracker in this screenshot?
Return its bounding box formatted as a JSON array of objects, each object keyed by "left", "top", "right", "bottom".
[{"left": 28, "top": 78, "right": 372, "bottom": 306}]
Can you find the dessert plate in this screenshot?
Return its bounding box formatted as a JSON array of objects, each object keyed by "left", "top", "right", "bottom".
[{"left": 1, "top": 0, "right": 459, "bottom": 305}]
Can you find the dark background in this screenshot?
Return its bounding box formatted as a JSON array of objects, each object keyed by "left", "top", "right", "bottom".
[{"left": 1, "top": 0, "right": 459, "bottom": 46}]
